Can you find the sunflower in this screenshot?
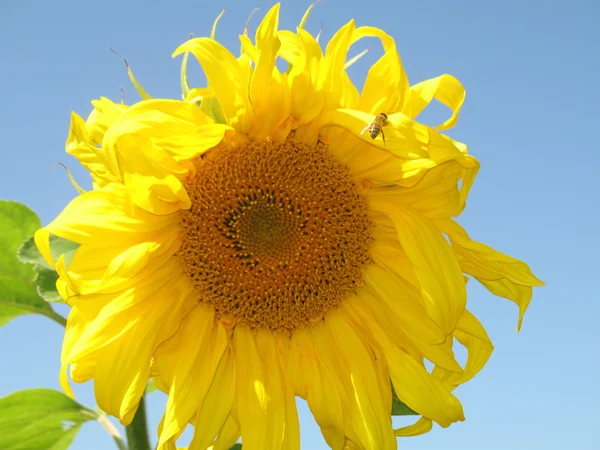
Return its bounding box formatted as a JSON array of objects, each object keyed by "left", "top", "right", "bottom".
[{"left": 35, "top": 3, "right": 543, "bottom": 449}]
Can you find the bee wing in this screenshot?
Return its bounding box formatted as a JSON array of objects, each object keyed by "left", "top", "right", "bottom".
[{"left": 360, "top": 124, "right": 370, "bottom": 135}]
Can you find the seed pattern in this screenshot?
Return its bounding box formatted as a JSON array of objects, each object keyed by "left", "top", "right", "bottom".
[{"left": 179, "top": 139, "right": 371, "bottom": 332}]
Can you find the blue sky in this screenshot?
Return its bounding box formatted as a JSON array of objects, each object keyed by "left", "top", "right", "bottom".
[{"left": 1, "top": 0, "right": 598, "bottom": 449}]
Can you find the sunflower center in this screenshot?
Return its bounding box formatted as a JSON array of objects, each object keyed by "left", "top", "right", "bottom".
[{"left": 179, "top": 139, "right": 371, "bottom": 332}]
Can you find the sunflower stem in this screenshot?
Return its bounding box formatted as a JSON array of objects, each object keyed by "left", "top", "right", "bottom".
[{"left": 125, "top": 395, "right": 152, "bottom": 450}]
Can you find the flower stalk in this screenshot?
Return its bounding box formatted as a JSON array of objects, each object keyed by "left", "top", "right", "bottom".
[{"left": 125, "top": 395, "right": 151, "bottom": 450}]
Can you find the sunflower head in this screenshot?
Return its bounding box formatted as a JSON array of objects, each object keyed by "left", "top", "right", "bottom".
[{"left": 36, "top": 3, "right": 543, "bottom": 449}]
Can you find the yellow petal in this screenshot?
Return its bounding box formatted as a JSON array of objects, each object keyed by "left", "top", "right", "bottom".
[
  {"left": 394, "top": 417, "right": 433, "bottom": 436},
  {"left": 174, "top": 38, "right": 254, "bottom": 134},
  {"left": 35, "top": 184, "right": 179, "bottom": 255},
  {"left": 60, "top": 305, "right": 102, "bottom": 395},
  {"left": 320, "top": 109, "right": 429, "bottom": 159},
  {"left": 248, "top": 4, "right": 291, "bottom": 141},
  {"left": 369, "top": 230, "right": 420, "bottom": 287},
  {"left": 336, "top": 122, "right": 478, "bottom": 200},
  {"left": 436, "top": 218, "right": 544, "bottom": 330},
  {"left": 289, "top": 328, "right": 345, "bottom": 450},
  {"left": 350, "top": 286, "right": 461, "bottom": 373},
  {"left": 433, "top": 310, "right": 494, "bottom": 388},
  {"left": 158, "top": 123, "right": 233, "bottom": 161},
  {"left": 67, "top": 111, "right": 93, "bottom": 148},
  {"left": 184, "top": 87, "right": 228, "bottom": 126},
  {"left": 438, "top": 219, "right": 544, "bottom": 286},
  {"left": 155, "top": 305, "right": 229, "bottom": 447},
  {"left": 343, "top": 301, "right": 464, "bottom": 428},
  {"left": 189, "top": 348, "right": 236, "bottom": 450},
  {"left": 287, "top": 29, "right": 325, "bottom": 127},
  {"left": 394, "top": 129, "right": 478, "bottom": 195},
  {"left": 87, "top": 264, "right": 191, "bottom": 424},
  {"left": 87, "top": 97, "right": 129, "bottom": 143},
  {"left": 403, "top": 74, "right": 465, "bottom": 130},
  {"left": 322, "top": 23, "right": 410, "bottom": 113},
  {"left": 366, "top": 161, "right": 464, "bottom": 219},
  {"left": 233, "top": 326, "right": 299, "bottom": 450},
  {"left": 70, "top": 361, "right": 95, "bottom": 383},
  {"left": 239, "top": 34, "right": 257, "bottom": 61},
  {"left": 363, "top": 266, "right": 446, "bottom": 345},
  {"left": 369, "top": 200, "right": 466, "bottom": 333},
  {"left": 484, "top": 279, "right": 535, "bottom": 331},
  {"left": 122, "top": 171, "right": 189, "bottom": 215},
  {"left": 212, "top": 416, "right": 240, "bottom": 450},
  {"left": 64, "top": 260, "right": 189, "bottom": 363},
  {"left": 354, "top": 26, "right": 409, "bottom": 114},
  {"left": 317, "top": 310, "right": 397, "bottom": 450},
  {"left": 277, "top": 30, "right": 301, "bottom": 64},
  {"left": 104, "top": 98, "right": 211, "bottom": 145},
  {"left": 103, "top": 99, "right": 230, "bottom": 214},
  {"left": 65, "top": 111, "right": 118, "bottom": 188},
  {"left": 42, "top": 202, "right": 180, "bottom": 301},
  {"left": 59, "top": 363, "right": 75, "bottom": 399},
  {"left": 339, "top": 71, "right": 360, "bottom": 109},
  {"left": 322, "top": 19, "right": 356, "bottom": 109},
  {"left": 69, "top": 239, "right": 170, "bottom": 296},
  {"left": 156, "top": 415, "right": 188, "bottom": 450}
]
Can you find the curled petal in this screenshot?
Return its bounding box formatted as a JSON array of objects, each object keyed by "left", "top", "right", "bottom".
[
  {"left": 432, "top": 310, "right": 494, "bottom": 388},
  {"left": 436, "top": 218, "right": 544, "bottom": 330},
  {"left": 403, "top": 74, "right": 466, "bottom": 130},
  {"left": 174, "top": 38, "right": 254, "bottom": 134},
  {"left": 66, "top": 109, "right": 119, "bottom": 188},
  {"left": 395, "top": 417, "right": 433, "bottom": 437},
  {"left": 354, "top": 26, "right": 409, "bottom": 114}
]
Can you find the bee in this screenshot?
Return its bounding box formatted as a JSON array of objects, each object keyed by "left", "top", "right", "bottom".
[{"left": 361, "top": 112, "right": 389, "bottom": 145}]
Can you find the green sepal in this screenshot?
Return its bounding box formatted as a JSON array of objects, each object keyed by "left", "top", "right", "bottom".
[{"left": 391, "top": 384, "right": 418, "bottom": 416}]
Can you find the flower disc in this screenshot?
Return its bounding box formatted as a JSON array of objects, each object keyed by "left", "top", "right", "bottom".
[{"left": 180, "top": 139, "right": 372, "bottom": 332}]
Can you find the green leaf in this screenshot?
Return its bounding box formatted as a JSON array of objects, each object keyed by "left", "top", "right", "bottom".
[
  {"left": 0, "top": 201, "right": 40, "bottom": 278},
  {"left": 34, "top": 267, "right": 62, "bottom": 302},
  {"left": 0, "top": 201, "right": 65, "bottom": 326},
  {"left": 0, "top": 389, "right": 97, "bottom": 450},
  {"left": 229, "top": 444, "right": 242, "bottom": 450},
  {"left": 18, "top": 234, "right": 79, "bottom": 269},
  {"left": 391, "top": 385, "right": 418, "bottom": 416},
  {"left": 18, "top": 234, "right": 79, "bottom": 304}
]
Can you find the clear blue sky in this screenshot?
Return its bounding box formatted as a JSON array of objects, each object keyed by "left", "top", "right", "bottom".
[{"left": 1, "top": 0, "right": 598, "bottom": 449}]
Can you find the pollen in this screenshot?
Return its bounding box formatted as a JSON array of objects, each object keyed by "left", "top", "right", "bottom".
[{"left": 179, "top": 139, "right": 372, "bottom": 332}]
